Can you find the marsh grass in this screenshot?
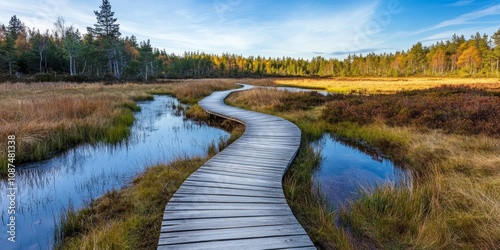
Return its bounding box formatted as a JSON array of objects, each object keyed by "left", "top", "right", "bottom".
[
  {"left": 240, "top": 77, "right": 500, "bottom": 94},
  {"left": 226, "top": 85, "right": 500, "bottom": 249},
  {"left": 0, "top": 94, "right": 137, "bottom": 174},
  {"left": 169, "top": 79, "right": 240, "bottom": 103},
  {"left": 54, "top": 157, "right": 207, "bottom": 250},
  {"left": 0, "top": 80, "right": 238, "bottom": 176},
  {"left": 284, "top": 137, "right": 354, "bottom": 249},
  {"left": 54, "top": 112, "right": 243, "bottom": 249}
]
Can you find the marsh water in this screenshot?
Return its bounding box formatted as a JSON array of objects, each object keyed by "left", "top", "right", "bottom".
[
  {"left": 312, "top": 134, "right": 409, "bottom": 208},
  {"left": 1, "top": 88, "right": 409, "bottom": 249},
  {"left": 0, "top": 95, "right": 230, "bottom": 250}
]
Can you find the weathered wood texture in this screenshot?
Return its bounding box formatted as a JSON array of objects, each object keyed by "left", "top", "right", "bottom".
[{"left": 158, "top": 85, "right": 315, "bottom": 249}]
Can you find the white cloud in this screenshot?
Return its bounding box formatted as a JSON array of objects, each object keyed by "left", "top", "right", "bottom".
[
  {"left": 420, "top": 25, "right": 499, "bottom": 44},
  {"left": 113, "top": 0, "right": 383, "bottom": 59},
  {"left": 0, "top": 0, "right": 95, "bottom": 33},
  {"left": 0, "top": 0, "right": 383, "bottom": 59},
  {"left": 449, "top": 0, "right": 475, "bottom": 7},
  {"left": 410, "top": 4, "right": 500, "bottom": 35}
]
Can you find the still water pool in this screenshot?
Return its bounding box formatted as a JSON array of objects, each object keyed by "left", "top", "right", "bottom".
[
  {"left": 0, "top": 95, "right": 229, "bottom": 250},
  {"left": 312, "top": 134, "right": 409, "bottom": 208}
]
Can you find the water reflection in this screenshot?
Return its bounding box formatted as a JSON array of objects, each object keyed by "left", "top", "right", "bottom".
[
  {"left": 312, "top": 134, "right": 409, "bottom": 209},
  {"left": 0, "top": 95, "right": 229, "bottom": 250},
  {"left": 257, "top": 86, "right": 329, "bottom": 96}
]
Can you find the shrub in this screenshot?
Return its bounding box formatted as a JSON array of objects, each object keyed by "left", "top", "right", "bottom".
[{"left": 322, "top": 85, "right": 500, "bottom": 136}]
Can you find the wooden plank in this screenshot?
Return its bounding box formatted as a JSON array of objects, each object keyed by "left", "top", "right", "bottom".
[
  {"left": 161, "top": 215, "right": 300, "bottom": 231},
  {"left": 158, "top": 235, "right": 314, "bottom": 250},
  {"left": 168, "top": 194, "right": 288, "bottom": 204},
  {"left": 159, "top": 224, "right": 308, "bottom": 245},
  {"left": 195, "top": 168, "right": 282, "bottom": 181},
  {"left": 187, "top": 172, "right": 282, "bottom": 186},
  {"left": 158, "top": 84, "right": 314, "bottom": 249},
  {"left": 206, "top": 158, "right": 291, "bottom": 170},
  {"left": 163, "top": 209, "right": 291, "bottom": 220},
  {"left": 175, "top": 188, "right": 282, "bottom": 199},
  {"left": 181, "top": 180, "right": 283, "bottom": 192},
  {"left": 202, "top": 163, "right": 284, "bottom": 175},
  {"left": 164, "top": 202, "right": 292, "bottom": 211},
  {"left": 177, "top": 184, "right": 283, "bottom": 196}
]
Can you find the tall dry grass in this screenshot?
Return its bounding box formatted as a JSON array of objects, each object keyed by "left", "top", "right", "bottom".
[
  {"left": 55, "top": 112, "right": 244, "bottom": 250},
  {"left": 169, "top": 79, "right": 240, "bottom": 103},
  {"left": 0, "top": 80, "right": 238, "bottom": 175},
  {"left": 0, "top": 91, "right": 135, "bottom": 173},
  {"left": 226, "top": 86, "right": 500, "bottom": 249},
  {"left": 55, "top": 157, "right": 207, "bottom": 250},
  {"left": 342, "top": 130, "right": 500, "bottom": 249},
  {"left": 244, "top": 77, "right": 500, "bottom": 94}
]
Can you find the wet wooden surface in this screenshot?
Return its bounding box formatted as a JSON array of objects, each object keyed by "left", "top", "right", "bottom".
[{"left": 158, "top": 85, "right": 315, "bottom": 249}]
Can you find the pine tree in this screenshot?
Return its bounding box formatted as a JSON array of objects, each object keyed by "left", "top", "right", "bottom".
[
  {"left": 7, "top": 15, "right": 24, "bottom": 39},
  {"left": 2, "top": 34, "right": 17, "bottom": 74},
  {"left": 87, "top": 0, "right": 122, "bottom": 79},
  {"left": 492, "top": 28, "right": 500, "bottom": 47},
  {"left": 492, "top": 28, "right": 500, "bottom": 75},
  {"left": 87, "top": 0, "right": 121, "bottom": 39}
]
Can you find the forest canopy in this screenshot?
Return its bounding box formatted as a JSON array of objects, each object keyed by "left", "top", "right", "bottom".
[{"left": 1, "top": 0, "right": 500, "bottom": 81}]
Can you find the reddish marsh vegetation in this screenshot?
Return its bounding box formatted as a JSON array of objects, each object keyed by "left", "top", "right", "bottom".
[
  {"left": 227, "top": 85, "right": 500, "bottom": 249},
  {"left": 323, "top": 85, "right": 500, "bottom": 136}
]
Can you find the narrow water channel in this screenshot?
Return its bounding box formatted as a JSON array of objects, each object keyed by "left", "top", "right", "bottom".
[
  {"left": 0, "top": 95, "right": 230, "bottom": 250},
  {"left": 312, "top": 134, "right": 409, "bottom": 208}
]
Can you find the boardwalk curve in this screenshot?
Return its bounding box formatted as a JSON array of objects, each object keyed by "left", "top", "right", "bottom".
[{"left": 158, "top": 85, "right": 315, "bottom": 249}]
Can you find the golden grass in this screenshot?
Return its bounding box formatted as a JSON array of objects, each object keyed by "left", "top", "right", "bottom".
[
  {"left": 341, "top": 129, "right": 500, "bottom": 249},
  {"left": 169, "top": 79, "right": 241, "bottom": 103},
  {"left": 241, "top": 77, "right": 500, "bottom": 94},
  {"left": 55, "top": 157, "right": 207, "bottom": 250},
  {"left": 55, "top": 112, "right": 244, "bottom": 249},
  {"left": 226, "top": 86, "right": 500, "bottom": 249},
  {"left": 0, "top": 88, "right": 136, "bottom": 170},
  {"left": 0, "top": 80, "right": 238, "bottom": 175}
]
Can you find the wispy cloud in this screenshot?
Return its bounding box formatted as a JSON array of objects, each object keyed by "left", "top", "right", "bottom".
[
  {"left": 419, "top": 25, "right": 499, "bottom": 44},
  {"left": 449, "top": 0, "right": 475, "bottom": 7},
  {"left": 410, "top": 3, "right": 500, "bottom": 35},
  {"left": 329, "top": 48, "right": 393, "bottom": 56},
  {"left": 123, "top": 0, "right": 383, "bottom": 58},
  {"left": 0, "top": 0, "right": 95, "bottom": 32},
  {"left": 9, "top": 0, "right": 485, "bottom": 59}
]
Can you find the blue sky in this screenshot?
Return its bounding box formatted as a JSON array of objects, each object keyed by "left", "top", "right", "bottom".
[{"left": 1, "top": 0, "right": 500, "bottom": 59}]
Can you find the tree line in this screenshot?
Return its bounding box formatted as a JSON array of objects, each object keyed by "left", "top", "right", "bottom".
[{"left": 1, "top": 0, "right": 500, "bottom": 81}]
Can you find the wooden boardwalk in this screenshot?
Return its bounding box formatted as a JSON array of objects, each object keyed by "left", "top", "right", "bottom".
[{"left": 158, "top": 85, "right": 315, "bottom": 249}]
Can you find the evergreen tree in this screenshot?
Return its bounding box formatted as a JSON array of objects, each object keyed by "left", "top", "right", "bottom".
[
  {"left": 7, "top": 15, "right": 24, "bottom": 39},
  {"left": 139, "top": 39, "right": 153, "bottom": 81},
  {"left": 87, "top": 0, "right": 121, "bottom": 39},
  {"left": 491, "top": 28, "right": 500, "bottom": 76},
  {"left": 2, "top": 34, "right": 17, "bottom": 74},
  {"left": 0, "top": 24, "right": 6, "bottom": 43},
  {"left": 492, "top": 28, "right": 500, "bottom": 47},
  {"left": 87, "top": 0, "right": 122, "bottom": 79}
]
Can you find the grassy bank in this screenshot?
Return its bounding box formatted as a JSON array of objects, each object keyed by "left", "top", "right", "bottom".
[
  {"left": 54, "top": 112, "right": 244, "bottom": 249},
  {"left": 240, "top": 77, "right": 500, "bottom": 94},
  {"left": 55, "top": 157, "right": 206, "bottom": 249},
  {"left": 226, "top": 85, "right": 499, "bottom": 249},
  {"left": 0, "top": 80, "right": 239, "bottom": 176},
  {"left": 8, "top": 79, "right": 498, "bottom": 248}
]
